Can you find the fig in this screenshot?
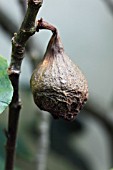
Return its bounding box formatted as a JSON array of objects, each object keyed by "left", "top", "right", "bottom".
[{"left": 30, "top": 19, "right": 88, "bottom": 121}]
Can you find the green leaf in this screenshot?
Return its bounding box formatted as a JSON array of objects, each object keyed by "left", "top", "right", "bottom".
[{"left": 0, "top": 55, "right": 13, "bottom": 114}]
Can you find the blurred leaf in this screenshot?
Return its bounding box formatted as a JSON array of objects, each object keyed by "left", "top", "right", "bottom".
[
  {"left": 17, "top": 137, "right": 31, "bottom": 160},
  {"left": 0, "top": 55, "right": 13, "bottom": 114},
  {"left": 0, "top": 157, "right": 4, "bottom": 169},
  {"left": 0, "top": 126, "right": 6, "bottom": 158}
]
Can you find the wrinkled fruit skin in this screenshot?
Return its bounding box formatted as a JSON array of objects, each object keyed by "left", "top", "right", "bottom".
[{"left": 30, "top": 32, "right": 88, "bottom": 121}]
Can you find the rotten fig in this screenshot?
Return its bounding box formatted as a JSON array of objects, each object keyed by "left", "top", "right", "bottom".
[{"left": 30, "top": 20, "right": 88, "bottom": 121}]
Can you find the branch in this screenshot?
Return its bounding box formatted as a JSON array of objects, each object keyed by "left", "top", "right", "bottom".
[
  {"left": 84, "top": 101, "right": 113, "bottom": 134},
  {"left": 102, "top": 0, "right": 113, "bottom": 14},
  {"left": 5, "top": 1, "right": 43, "bottom": 170},
  {"left": 84, "top": 100, "right": 113, "bottom": 166},
  {"left": 36, "top": 112, "right": 50, "bottom": 170},
  {"left": 0, "top": 8, "right": 17, "bottom": 36},
  {"left": 0, "top": 7, "right": 42, "bottom": 70},
  {"left": 18, "top": 0, "right": 27, "bottom": 13}
]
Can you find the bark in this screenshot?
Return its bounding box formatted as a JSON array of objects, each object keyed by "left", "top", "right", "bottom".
[{"left": 5, "top": 1, "right": 43, "bottom": 170}]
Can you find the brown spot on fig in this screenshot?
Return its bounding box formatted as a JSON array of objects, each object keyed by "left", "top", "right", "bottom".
[{"left": 30, "top": 23, "right": 88, "bottom": 121}]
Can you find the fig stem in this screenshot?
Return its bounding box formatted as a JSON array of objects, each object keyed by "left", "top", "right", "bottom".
[{"left": 36, "top": 18, "right": 58, "bottom": 34}]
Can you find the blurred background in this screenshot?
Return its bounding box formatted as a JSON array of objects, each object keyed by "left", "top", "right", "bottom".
[{"left": 0, "top": 0, "right": 113, "bottom": 170}]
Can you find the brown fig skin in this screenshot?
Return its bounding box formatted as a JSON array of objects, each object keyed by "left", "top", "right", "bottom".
[{"left": 30, "top": 32, "right": 88, "bottom": 121}]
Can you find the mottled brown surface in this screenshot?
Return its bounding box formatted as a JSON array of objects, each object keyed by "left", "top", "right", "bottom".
[{"left": 30, "top": 32, "right": 88, "bottom": 121}]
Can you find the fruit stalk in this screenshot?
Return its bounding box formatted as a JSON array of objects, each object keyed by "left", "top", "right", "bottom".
[{"left": 36, "top": 18, "right": 57, "bottom": 34}]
